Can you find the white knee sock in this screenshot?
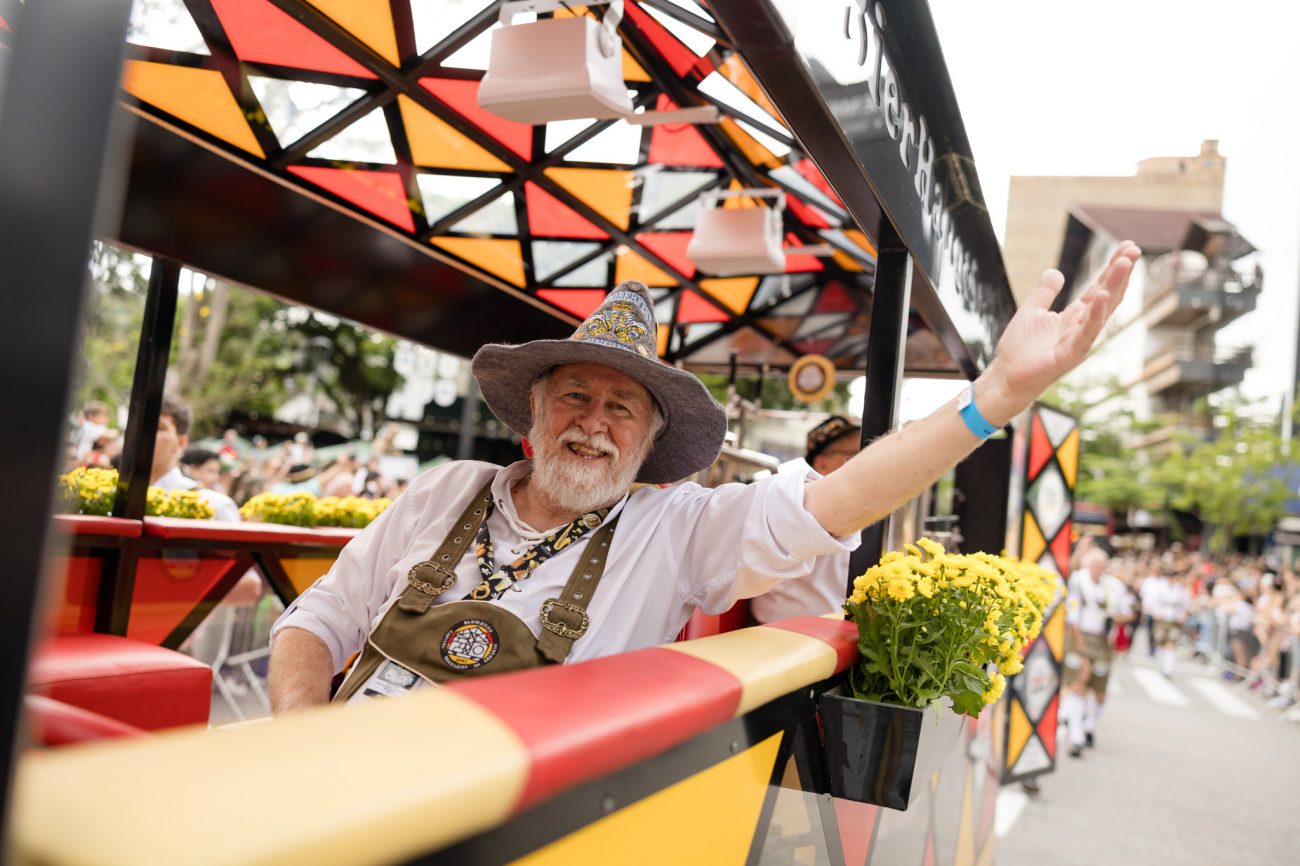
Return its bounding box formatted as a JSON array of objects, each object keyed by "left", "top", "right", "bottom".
[
  {"left": 1083, "top": 691, "right": 1100, "bottom": 733},
  {"left": 1160, "top": 647, "right": 1177, "bottom": 677},
  {"left": 1063, "top": 691, "right": 1086, "bottom": 747}
]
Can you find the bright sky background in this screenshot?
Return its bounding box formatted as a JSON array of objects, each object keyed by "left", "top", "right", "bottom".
[{"left": 927, "top": 0, "right": 1300, "bottom": 415}]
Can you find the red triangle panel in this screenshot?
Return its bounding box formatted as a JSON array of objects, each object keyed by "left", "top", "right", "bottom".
[
  {"left": 1028, "top": 413, "right": 1053, "bottom": 480},
  {"left": 795, "top": 158, "right": 845, "bottom": 208},
  {"left": 288, "top": 166, "right": 414, "bottom": 231},
  {"left": 525, "top": 183, "right": 607, "bottom": 239},
  {"left": 786, "top": 194, "right": 831, "bottom": 229},
  {"left": 814, "top": 280, "right": 856, "bottom": 313},
  {"left": 648, "top": 96, "right": 724, "bottom": 168},
  {"left": 624, "top": 3, "right": 712, "bottom": 80},
  {"left": 783, "top": 234, "right": 825, "bottom": 273},
  {"left": 0, "top": 14, "right": 10, "bottom": 31},
  {"left": 832, "top": 798, "right": 879, "bottom": 866},
  {"left": 1037, "top": 693, "right": 1059, "bottom": 756},
  {"left": 678, "top": 290, "right": 728, "bottom": 323},
  {"left": 538, "top": 289, "right": 606, "bottom": 319},
  {"left": 636, "top": 232, "right": 696, "bottom": 279},
  {"left": 1051, "top": 520, "right": 1072, "bottom": 573},
  {"left": 419, "top": 77, "right": 532, "bottom": 160},
  {"left": 210, "top": 0, "right": 376, "bottom": 78}
]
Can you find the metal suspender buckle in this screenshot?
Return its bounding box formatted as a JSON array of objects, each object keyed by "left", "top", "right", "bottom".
[
  {"left": 539, "top": 598, "right": 590, "bottom": 639},
  {"left": 407, "top": 562, "right": 458, "bottom": 597}
]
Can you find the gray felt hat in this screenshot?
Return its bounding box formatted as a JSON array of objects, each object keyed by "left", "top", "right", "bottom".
[{"left": 471, "top": 281, "right": 726, "bottom": 484}]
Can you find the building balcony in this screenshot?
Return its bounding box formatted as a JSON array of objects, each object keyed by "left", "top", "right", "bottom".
[
  {"left": 1143, "top": 268, "right": 1261, "bottom": 330},
  {"left": 1134, "top": 344, "right": 1253, "bottom": 398}
]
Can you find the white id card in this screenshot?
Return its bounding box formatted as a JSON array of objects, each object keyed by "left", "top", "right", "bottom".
[{"left": 349, "top": 659, "right": 431, "bottom": 703}]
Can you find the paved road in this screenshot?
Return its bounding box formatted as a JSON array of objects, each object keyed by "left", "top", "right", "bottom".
[{"left": 995, "top": 649, "right": 1300, "bottom": 866}]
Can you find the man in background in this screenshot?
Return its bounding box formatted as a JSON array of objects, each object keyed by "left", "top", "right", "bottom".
[{"left": 151, "top": 394, "right": 241, "bottom": 523}]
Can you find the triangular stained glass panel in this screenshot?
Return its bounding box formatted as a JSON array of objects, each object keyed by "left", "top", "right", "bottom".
[
  {"left": 538, "top": 289, "right": 606, "bottom": 320},
  {"left": 678, "top": 291, "right": 728, "bottom": 323},
  {"left": 554, "top": 255, "right": 612, "bottom": 288},
  {"left": 698, "top": 70, "right": 787, "bottom": 138},
  {"left": 814, "top": 281, "right": 858, "bottom": 314},
  {"left": 287, "top": 166, "right": 413, "bottom": 231},
  {"left": 306, "top": 0, "right": 400, "bottom": 66},
  {"left": 416, "top": 175, "right": 501, "bottom": 226},
  {"left": 615, "top": 250, "right": 676, "bottom": 287},
  {"left": 623, "top": 2, "right": 707, "bottom": 79},
  {"left": 399, "top": 96, "right": 509, "bottom": 172},
  {"left": 122, "top": 61, "right": 264, "bottom": 157},
  {"left": 420, "top": 77, "right": 532, "bottom": 160},
  {"left": 411, "top": 0, "right": 496, "bottom": 56},
  {"left": 127, "top": 0, "right": 209, "bottom": 54},
  {"left": 449, "top": 191, "right": 518, "bottom": 236},
  {"left": 636, "top": 232, "right": 696, "bottom": 279},
  {"left": 249, "top": 77, "right": 365, "bottom": 148},
  {"left": 648, "top": 96, "right": 724, "bottom": 168},
  {"left": 210, "top": 0, "right": 376, "bottom": 78},
  {"left": 565, "top": 122, "right": 643, "bottom": 166},
  {"left": 532, "top": 241, "right": 605, "bottom": 283},
  {"left": 306, "top": 107, "right": 396, "bottom": 164},
  {"left": 441, "top": 26, "right": 493, "bottom": 70},
  {"left": 544, "top": 119, "right": 596, "bottom": 153},
  {"left": 430, "top": 237, "right": 525, "bottom": 287},
  {"left": 637, "top": 169, "right": 718, "bottom": 223},
  {"left": 698, "top": 277, "right": 758, "bottom": 314},
  {"left": 654, "top": 292, "right": 678, "bottom": 325},
  {"left": 1040, "top": 407, "right": 1076, "bottom": 448},
  {"left": 767, "top": 289, "right": 818, "bottom": 318},
  {"left": 525, "top": 183, "right": 608, "bottom": 240},
  {"left": 792, "top": 314, "right": 844, "bottom": 341},
  {"left": 544, "top": 168, "right": 634, "bottom": 231},
  {"left": 643, "top": 5, "right": 716, "bottom": 56}
]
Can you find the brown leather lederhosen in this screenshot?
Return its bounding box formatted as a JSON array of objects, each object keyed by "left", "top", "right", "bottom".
[{"left": 334, "top": 481, "right": 619, "bottom": 701}]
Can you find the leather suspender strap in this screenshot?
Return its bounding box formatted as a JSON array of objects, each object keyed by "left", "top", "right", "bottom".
[
  {"left": 536, "top": 514, "right": 620, "bottom": 664},
  {"left": 397, "top": 481, "right": 493, "bottom": 614}
]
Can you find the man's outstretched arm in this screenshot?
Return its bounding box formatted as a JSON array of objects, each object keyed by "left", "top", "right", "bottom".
[
  {"left": 269, "top": 627, "right": 335, "bottom": 713},
  {"left": 805, "top": 242, "right": 1140, "bottom": 538}
]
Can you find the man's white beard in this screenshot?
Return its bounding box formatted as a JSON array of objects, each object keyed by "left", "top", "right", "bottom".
[{"left": 528, "top": 421, "right": 651, "bottom": 518}]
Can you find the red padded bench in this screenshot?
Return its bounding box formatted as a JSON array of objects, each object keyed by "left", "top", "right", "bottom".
[{"left": 29, "top": 634, "right": 212, "bottom": 733}]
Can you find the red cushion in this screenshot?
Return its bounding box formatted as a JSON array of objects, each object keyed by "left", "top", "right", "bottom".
[
  {"left": 24, "top": 695, "right": 148, "bottom": 746},
  {"left": 29, "top": 634, "right": 211, "bottom": 732},
  {"left": 675, "top": 599, "right": 751, "bottom": 641}
]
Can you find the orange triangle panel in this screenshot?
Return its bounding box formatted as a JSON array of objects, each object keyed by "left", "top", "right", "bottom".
[
  {"left": 538, "top": 288, "right": 606, "bottom": 319},
  {"left": 288, "top": 166, "right": 413, "bottom": 231},
  {"left": 720, "top": 117, "right": 778, "bottom": 170},
  {"left": 525, "top": 182, "right": 607, "bottom": 239},
  {"left": 306, "top": 0, "right": 399, "bottom": 66},
  {"left": 1021, "top": 510, "right": 1046, "bottom": 563},
  {"left": 843, "top": 229, "right": 878, "bottom": 258},
  {"left": 1007, "top": 698, "right": 1032, "bottom": 770},
  {"left": 636, "top": 232, "right": 695, "bottom": 279},
  {"left": 831, "top": 249, "right": 865, "bottom": 273},
  {"left": 1058, "top": 429, "right": 1080, "bottom": 488},
  {"left": 1050, "top": 521, "right": 1072, "bottom": 574},
  {"left": 122, "top": 61, "right": 264, "bottom": 157},
  {"left": 1044, "top": 604, "right": 1066, "bottom": 661},
  {"left": 544, "top": 168, "right": 633, "bottom": 231},
  {"left": 832, "top": 798, "right": 879, "bottom": 866},
  {"left": 698, "top": 277, "right": 758, "bottom": 314},
  {"left": 678, "top": 291, "right": 728, "bottom": 323},
  {"left": 614, "top": 250, "right": 676, "bottom": 287},
  {"left": 397, "top": 96, "right": 508, "bottom": 172},
  {"left": 656, "top": 324, "right": 670, "bottom": 357},
  {"left": 1037, "top": 693, "right": 1059, "bottom": 757},
  {"left": 1028, "top": 412, "right": 1053, "bottom": 480},
  {"left": 419, "top": 77, "right": 531, "bottom": 160},
  {"left": 210, "top": 0, "right": 376, "bottom": 78},
  {"left": 127, "top": 558, "right": 241, "bottom": 645},
  {"left": 431, "top": 237, "right": 525, "bottom": 287},
  {"left": 623, "top": 49, "right": 652, "bottom": 82}
]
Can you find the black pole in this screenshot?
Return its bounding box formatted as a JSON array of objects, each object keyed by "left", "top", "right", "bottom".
[
  {"left": 95, "top": 258, "right": 181, "bottom": 636},
  {"left": 847, "top": 222, "right": 913, "bottom": 596},
  {"left": 0, "top": 0, "right": 134, "bottom": 841}
]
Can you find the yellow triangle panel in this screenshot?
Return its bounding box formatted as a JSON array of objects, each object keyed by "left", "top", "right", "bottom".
[
  {"left": 1022, "top": 511, "right": 1046, "bottom": 564},
  {"left": 843, "top": 229, "right": 878, "bottom": 259},
  {"left": 623, "top": 49, "right": 652, "bottom": 82},
  {"left": 657, "top": 324, "right": 670, "bottom": 358},
  {"left": 399, "top": 96, "right": 509, "bottom": 172},
  {"left": 122, "top": 61, "right": 264, "bottom": 158},
  {"left": 831, "top": 249, "right": 865, "bottom": 273},
  {"left": 699, "top": 277, "right": 758, "bottom": 314},
  {"left": 508, "top": 733, "right": 782, "bottom": 866},
  {"left": 615, "top": 250, "right": 677, "bottom": 287},
  {"left": 1058, "top": 429, "right": 1080, "bottom": 489},
  {"left": 544, "top": 168, "right": 633, "bottom": 230},
  {"left": 280, "top": 557, "right": 339, "bottom": 596},
  {"left": 1043, "top": 604, "right": 1066, "bottom": 662},
  {"left": 1007, "top": 699, "right": 1032, "bottom": 770},
  {"left": 307, "top": 0, "right": 400, "bottom": 66},
  {"left": 720, "top": 118, "right": 779, "bottom": 170},
  {"left": 431, "top": 237, "right": 525, "bottom": 288}
]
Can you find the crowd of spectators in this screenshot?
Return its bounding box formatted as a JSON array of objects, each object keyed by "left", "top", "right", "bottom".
[
  {"left": 65, "top": 396, "right": 414, "bottom": 516},
  {"left": 1083, "top": 540, "right": 1300, "bottom": 720}
]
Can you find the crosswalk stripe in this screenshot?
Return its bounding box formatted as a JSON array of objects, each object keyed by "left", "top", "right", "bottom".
[
  {"left": 1130, "top": 667, "right": 1189, "bottom": 706},
  {"left": 1185, "top": 678, "right": 1261, "bottom": 720},
  {"left": 995, "top": 789, "right": 1029, "bottom": 838}
]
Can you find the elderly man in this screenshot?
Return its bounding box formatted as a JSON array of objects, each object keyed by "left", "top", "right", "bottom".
[
  {"left": 270, "top": 243, "right": 1140, "bottom": 710},
  {"left": 1063, "top": 547, "right": 1132, "bottom": 757}
]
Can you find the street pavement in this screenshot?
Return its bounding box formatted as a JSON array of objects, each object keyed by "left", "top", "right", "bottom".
[{"left": 995, "top": 647, "right": 1300, "bottom": 866}]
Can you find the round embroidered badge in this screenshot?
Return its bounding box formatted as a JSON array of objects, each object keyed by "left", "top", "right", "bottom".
[{"left": 440, "top": 619, "right": 500, "bottom": 670}]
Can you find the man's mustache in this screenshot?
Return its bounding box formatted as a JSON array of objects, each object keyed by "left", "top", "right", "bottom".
[{"left": 552, "top": 427, "right": 620, "bottom": 461}]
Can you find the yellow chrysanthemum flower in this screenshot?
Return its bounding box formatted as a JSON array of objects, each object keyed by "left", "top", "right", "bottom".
[{"left": 885, "top": 576, "right": 915, "bottom": 602}]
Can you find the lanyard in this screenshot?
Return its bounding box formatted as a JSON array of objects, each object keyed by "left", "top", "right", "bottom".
[{"left": 463, "top": 501, "right": 610, "bottom": 602}]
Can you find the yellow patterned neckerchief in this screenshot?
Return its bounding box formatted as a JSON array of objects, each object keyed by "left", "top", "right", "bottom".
[{"left": 463, "top": 501, "right": 611, "bottom": 601}]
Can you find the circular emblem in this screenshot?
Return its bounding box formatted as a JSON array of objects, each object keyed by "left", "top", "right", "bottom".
[
  {"left": 582, "top": 513, "right": 601, "bottom": 529},
  {"left": 787, "top": 354, "right": 836, "bottom": 403},
  {"left": 440, "top": 619, "right": 500, "bottom": 670}
]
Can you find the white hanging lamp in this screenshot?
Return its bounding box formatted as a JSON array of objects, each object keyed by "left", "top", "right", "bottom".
[
  {"left": 687, "top": 188, "right": 788, "bottom": 276},
  {"left": 477, "top": 0, "right": 718, "bottom": 127}
]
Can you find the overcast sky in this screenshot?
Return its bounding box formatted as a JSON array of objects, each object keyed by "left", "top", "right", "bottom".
[{"left": 927, "top": 0, "right": 1300, "bottom": 414}]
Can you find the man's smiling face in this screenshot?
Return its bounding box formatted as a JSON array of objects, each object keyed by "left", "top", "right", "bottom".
[{"left": 527, "top": 363, "right": 660, "bottom": 516}]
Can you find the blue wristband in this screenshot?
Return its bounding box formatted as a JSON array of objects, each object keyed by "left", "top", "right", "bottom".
[{"left": 957, "top": 383, "right": 999, "bottom": 439}]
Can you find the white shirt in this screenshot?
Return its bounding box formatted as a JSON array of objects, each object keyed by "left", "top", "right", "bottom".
[
  {"left": 1145, "top": 577, "right": 1190, "bottom": 622},
  {"left": 152, "top": 466, "right": 242, "bottom": 523},
  {"left": 1065, "top": 569, "right": 1126, "bottom": 636},
  {"left": 273, "top": 460, "right": 858, "bottom": 671},
  {"left": 751, "top": 551, "right": 850, "bottom": 622}
]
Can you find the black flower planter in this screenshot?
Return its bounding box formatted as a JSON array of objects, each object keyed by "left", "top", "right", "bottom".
[{"left": 818, "top": 687, "right": 967, "bottom": 811}]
